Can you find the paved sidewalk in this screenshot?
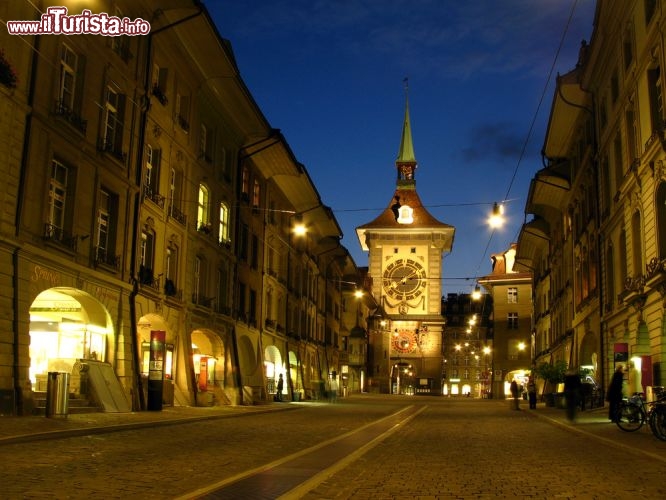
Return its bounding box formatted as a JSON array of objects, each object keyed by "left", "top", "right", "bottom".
[
  {"left": 1, "top": 396, "right": 664, "bottom": 460},
  {"left": 0, "top": 402, "right": 295, "bottom": 445}
]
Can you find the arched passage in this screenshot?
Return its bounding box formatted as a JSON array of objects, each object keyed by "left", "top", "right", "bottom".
[
  {"left": 191, "top": 329, "right": 225, "bottom": 390},
  {"left": 264, "top": 344, "right": 283, "bottom": 396},
  {"left": 29, "top": 287, "right": 113, "bottom": 393}
]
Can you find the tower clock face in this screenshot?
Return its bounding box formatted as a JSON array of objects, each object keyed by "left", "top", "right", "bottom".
[
  {"left": 392, "top": 330, "right": 416, "bottom": 354},
  {"left": 382, "top": 258, "right": 426, "bottom": 301}
]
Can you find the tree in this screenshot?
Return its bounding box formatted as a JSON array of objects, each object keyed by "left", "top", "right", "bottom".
[{"left": 534, "top": 360, "right": 567, "bottom": 389}]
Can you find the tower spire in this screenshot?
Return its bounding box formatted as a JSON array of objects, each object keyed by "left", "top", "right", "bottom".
[{"left": 397, "top": 78, "right": 417, "bottom": 183}]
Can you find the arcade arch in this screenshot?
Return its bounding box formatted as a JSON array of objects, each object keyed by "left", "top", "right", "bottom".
[{"left": 29, "top": 288, "right": 113, "bottom": 391}]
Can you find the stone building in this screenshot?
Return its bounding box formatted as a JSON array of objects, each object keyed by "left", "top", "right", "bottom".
[
  {"left": 478, "top": 245, "right": 532, "bottom": 398},
  {"left": 357, "top": 93, "right": 455, "bottom": 395},
  {"left": 516, "top": 1, "right": 666, "bottom": 395},
  {"left": 0, "top": 0, "right": 364, "bottom": 416}
]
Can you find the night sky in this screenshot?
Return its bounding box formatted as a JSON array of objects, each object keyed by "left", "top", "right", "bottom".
[{"left": 209, "top": 0, "right": 596, "bottom": 294}]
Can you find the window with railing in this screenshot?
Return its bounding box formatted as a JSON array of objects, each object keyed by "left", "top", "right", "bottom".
[
  {"left": 197, "top": 184, "right": 210, "bottom": 233},
  {"left": 151, "top": 63, "right": 168, "bottom": 105},
  {"left": 48, "top": 159, "right": 68, "bottom": 236},
  {"left": 95, "top": 188, "right": 119, "bottom": 269},
  {"left": 168, "top": 167, "right": 186, "bottom": 225},
  {"left": 164, "top": 245, "right": 179, "bottom": 298},
  {"left": 144, "top": 145, "right": 164, "bottom": 207},
  {"left": 218, "top": 202, "right": 230, "bottom": 244},
  {"left": 175, "top": 92, "right": 190, "bottom": 132},
  {"left": 100, "top": 86, "right": 126, "bottom": 161},
  {"left": 139, "top": 230, "right": 157, "bottom": 289},
  {"left": 56, "top": 44, "right": 87, "bottom": 133}
]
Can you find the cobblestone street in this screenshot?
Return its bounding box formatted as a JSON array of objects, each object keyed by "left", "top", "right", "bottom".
[{"left": 1, "top": 395, "right": 665, "bottom": 499}]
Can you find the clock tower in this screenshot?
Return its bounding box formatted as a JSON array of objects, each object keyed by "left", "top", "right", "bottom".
[{"left": 356, "top": 88, "right": 455, "bottom": 395}]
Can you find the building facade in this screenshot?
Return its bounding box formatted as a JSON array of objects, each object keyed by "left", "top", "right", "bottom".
[
  {"left": 516, "top": 0, "right": 666, "bottom": 396},
  {"left": 478, "top": 245, "right": 533, "bottom": 398},
  {"left": 0, "top": 0, "right": 365, "bottom": 416},
  {"left": 357, "top": 94, "right": 455, "bottom": 395},
  {"left": 441, "top": 292, "right": 494, "bottom": 397}
]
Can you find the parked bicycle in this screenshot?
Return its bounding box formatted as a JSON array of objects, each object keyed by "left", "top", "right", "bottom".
[{"left": 615, "top": 387, "right": 666, "bottom": 440}]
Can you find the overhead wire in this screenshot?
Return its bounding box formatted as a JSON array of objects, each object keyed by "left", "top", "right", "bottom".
[{"left": 471, "top": 0, "right": 581, "bottom": 285}]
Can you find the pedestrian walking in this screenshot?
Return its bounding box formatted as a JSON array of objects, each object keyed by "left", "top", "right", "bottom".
[
  {"left": 276, "top": 373, "right": 284, "bottom": 402},
  {"left": 564, "top": 368, "right": 582, "bottom": 421},
  {"left": 527, "top": 377, "right": 537, "bottom": 409},
  {"left": 606, "top": 365, "right": 624, "bottom": 422},
  {"left": 510, "top": 379, "right": 520, "bottom": 410},
  {"left": 328, "top": 375, "right": 339, "bottom": 403}
]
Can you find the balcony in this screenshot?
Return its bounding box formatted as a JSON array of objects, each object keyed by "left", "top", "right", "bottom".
[
  {"left": 53, "top": 100, "right": 87, "bottom": 135},
  {"left": 143, "top": 185, "right": 165, "bottom": 209},
  {"left": 43, "top": 223, "right": 79, "bottom": 251},
  {"left": 97, "top": 138, "right": 127, "bottom": 164},
  {"left": 138, "top": 265, "right": 160, "bottom": 291},
  {"left": 164, "top": 279, "right": 181, "bottom": 300},
  {"left": 192, "top": 294, "right": 214, "bottom": 308},
  {"left": 151, "top": 85, "right": 168, "bottom": 106},
  {"left": 176, "top": 114, "right": 189, "bottom": 132},
  {"left": 94, "top": 247, "right": 120, "bottom": 271},
  {"left": 168, "top": 204, "right": 186, "bottom": 226}
]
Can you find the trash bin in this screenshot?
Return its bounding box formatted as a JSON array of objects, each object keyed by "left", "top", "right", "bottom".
[
  {"left": 342, "top": 387, "right": 348, "bottom": 398},
  {"left": 46, "top": 371, "right": 70, "bottom": 418}
]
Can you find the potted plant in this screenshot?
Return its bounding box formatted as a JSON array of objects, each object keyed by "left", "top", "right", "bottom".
[{"left": 534, "top": 360, "right": 567, "bottom": 407}]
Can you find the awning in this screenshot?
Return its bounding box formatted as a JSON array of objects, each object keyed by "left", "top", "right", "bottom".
[
  {"left": 525, "top": 166, "right": 571, "bottom": 215},
  {"left": 514, "top": 217, "right": 551, "bottom": 271}
]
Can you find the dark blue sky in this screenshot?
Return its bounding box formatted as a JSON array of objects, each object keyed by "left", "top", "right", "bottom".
[{"left": 209, "top": 0, "right": 596, "bottom": 294}]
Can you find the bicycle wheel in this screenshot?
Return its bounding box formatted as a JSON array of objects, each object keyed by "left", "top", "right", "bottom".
[
  {"left": 616, "top": 401, "right": 644, "bottom": 431},
  {"left": 649, "top": 404, "right": 666, "bottom": 441}
]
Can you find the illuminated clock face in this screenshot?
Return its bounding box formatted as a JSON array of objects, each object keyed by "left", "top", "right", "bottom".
[
  {"left": 382, "top": 258, "right": 426, "bottom": 301},
  {"left": 392, "top": 330, "right": 416, "bottom": 354}
]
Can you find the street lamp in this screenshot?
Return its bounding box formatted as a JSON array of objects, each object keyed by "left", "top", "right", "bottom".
[{"left": 488, "top": 202, "right": 505, "bottom": 229}]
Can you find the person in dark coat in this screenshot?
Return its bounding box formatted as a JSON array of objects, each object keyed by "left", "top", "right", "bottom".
[
  {"left": 510, "top": 380, "right": 520, "bottom": 410},
  {"left": 607, "top": 365, "right": 624, "bottom": 422},
  {"left": 564, "top": 368, "right": 582, "bottom": 421},
  {"left": 527, "top": 376, "right": 538, "bottom": 409},
  {"left": 276, "top": 374, "right": 284, "bottom": 402}
]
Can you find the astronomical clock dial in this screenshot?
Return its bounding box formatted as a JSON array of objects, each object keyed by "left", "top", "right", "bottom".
[
  {"left": 392, "top": 330, "right": 416, "bottom": 354},
  {"left": 382, "top": 258, "right": 426, "bottom": 302}
]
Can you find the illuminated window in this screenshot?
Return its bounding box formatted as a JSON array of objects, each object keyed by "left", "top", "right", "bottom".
[
  {"left": 219, "top": 202, "right": 230, "bottom": 243},
  {"left": 197, "top": 184, "right": 209, "bottom": 229}
]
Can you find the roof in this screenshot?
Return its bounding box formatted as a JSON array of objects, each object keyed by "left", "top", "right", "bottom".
[{"left": 356, "top": 91, "right": 455, "bottom": 251}]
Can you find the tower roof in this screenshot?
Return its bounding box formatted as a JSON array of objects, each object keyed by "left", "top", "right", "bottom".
[
  {"left": 356, "top": 86, "right": 455, "bottom": 252},
  {"left": 397, "top": 94, "right": 416, "bottom": 164}
]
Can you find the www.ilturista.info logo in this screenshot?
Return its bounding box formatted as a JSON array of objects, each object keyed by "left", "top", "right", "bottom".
[{"left": 6, "top": 6, "right": 151, "bottom": 36}]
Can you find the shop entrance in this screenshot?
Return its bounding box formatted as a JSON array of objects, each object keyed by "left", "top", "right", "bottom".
[
  {"left": 264, "top": 345, "right": 283, "bottom": 398},
  {"left": 29, "top": 288, "right": 113, "bottom": 393}
]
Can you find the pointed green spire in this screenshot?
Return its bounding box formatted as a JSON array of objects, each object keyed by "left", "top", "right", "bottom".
[{"left": 397, "top": 79, "right": 416, "bottom": 163}]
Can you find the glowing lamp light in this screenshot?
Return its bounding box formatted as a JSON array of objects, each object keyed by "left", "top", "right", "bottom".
[
  {"left": 472, "top": 286, "right": 481, "bottom": 300},
  {"left": 488, "top": 202, "right": 505, "bottom": 229},
  {"left": 292, "top": 222, "right": 307, "bottom": 236}
]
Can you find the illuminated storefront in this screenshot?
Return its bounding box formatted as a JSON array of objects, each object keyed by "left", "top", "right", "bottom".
[{"left": 29, "top": 288, "right": 113, "bottom": 392}]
